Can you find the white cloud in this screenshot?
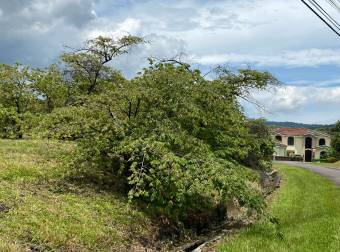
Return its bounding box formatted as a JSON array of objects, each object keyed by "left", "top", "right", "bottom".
[
  {"left": 112, "top": 34, "right": 187, "bottom": 78},
  {"left": 1, "top": 0, "right": 340, "bottom": 69},
  {"left": 288, "top": 78, "right": 340, "bottom": 88},
  {"left": 252, "top": 86, "right": 307, "bottom": 113},
  {"left": 245, "top": 85, "right": 340, "bottom": 123},
  {"left": 194, "top": 49, "right": 340, "bottom": 67},
  {"left": 84, "top": 17, "right": 142, "bottom": 40}
]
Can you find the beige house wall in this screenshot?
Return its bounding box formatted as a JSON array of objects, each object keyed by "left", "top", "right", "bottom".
[
  {"left": 294, "top": 136, "right": 305, "bottom": 155},
  {"left": 278, "top": 136, "right": 304, "bottom": 156},
  {"left": 274, "top": 146, "right": 286, "bottom": 156},
  {"left": 314, "top": 150, "right": 322, "bottom": 159}
]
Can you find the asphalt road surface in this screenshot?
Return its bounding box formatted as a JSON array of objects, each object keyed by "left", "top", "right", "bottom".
[{"left": 276, "top": 161, "right": 340, "bottom": 186}]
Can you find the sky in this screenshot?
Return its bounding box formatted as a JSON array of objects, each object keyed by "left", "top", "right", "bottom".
[{"left": 0, "top": 0, "right": 340, "bottom": 124}]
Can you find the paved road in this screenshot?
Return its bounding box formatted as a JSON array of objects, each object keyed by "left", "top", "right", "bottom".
[{"left": 275, "top": 161, "right": 340, "bottom": 186}]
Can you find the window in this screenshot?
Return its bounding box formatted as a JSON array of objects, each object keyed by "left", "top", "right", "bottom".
[
  {"left": 288, "top": 137, "right": 294, "bottom": 146},
  {"left": 319, "top": 138, "right": 326, "bottom": 146},
  {"left": 275, "top": 135, "right": 282, "bottom": 142},
  {"left": 305, "top": 137, "right": 312, "bottom": 149}
]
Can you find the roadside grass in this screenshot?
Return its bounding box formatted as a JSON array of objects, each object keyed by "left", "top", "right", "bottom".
[
  {"left": 312, "top": 161, "right": 340, "bottom": 169},
  {"left": 0, "top": 139, "right": 153, "bottom": 251},
  {"left": 217, "top": 163, "right": 340, "bottom": 252}
]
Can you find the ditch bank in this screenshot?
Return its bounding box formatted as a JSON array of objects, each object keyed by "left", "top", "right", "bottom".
[{"left": 133, "top": 170, "right": 281, "bottom": 252}]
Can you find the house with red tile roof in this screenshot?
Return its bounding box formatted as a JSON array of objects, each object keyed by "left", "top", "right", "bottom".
[{"left": 272, "top": 128, "right": 331, "bottom": 162}]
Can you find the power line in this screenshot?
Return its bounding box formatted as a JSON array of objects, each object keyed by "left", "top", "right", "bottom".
[
  {"left": 301, "top": 0, "right": 340, "bottom": 36},
  {"left": 326, "top": 0, "right": 340, "bottom": 13},
  {"left": 308, "top": 0, "right": 340, "bottom": 30},
  {"left": 304, "top": 0, "right": 340, "bottom": 35}
]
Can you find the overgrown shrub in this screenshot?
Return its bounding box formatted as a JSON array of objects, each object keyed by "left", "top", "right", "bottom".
[
  {"left": 322, "top": 157, "right": 338, "bottom": 163},
  {"left": 69, "top": 131, "right": 265, "bottom": 221},
  {"left": 63, "top": 62, "right": 277, "bottom": 222}
]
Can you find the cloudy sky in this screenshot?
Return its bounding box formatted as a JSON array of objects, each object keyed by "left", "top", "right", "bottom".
[{"left": 1, "top": 0, "right": 340, "bottom": 124}]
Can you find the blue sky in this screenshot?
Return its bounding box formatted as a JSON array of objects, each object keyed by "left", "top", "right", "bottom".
[{"left": 1, "top": 0, "right": 340, "bottom": 124}]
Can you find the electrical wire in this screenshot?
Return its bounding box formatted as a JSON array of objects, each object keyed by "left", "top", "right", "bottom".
[
  {"left": 326, "top": 0, "right": 340, "bottom": 13},
  {"left": 308, "top": 0, "right": 340, "bottom": 30},
  {"left": 301, "top": 0, "right": 340, "bottom": 36}
]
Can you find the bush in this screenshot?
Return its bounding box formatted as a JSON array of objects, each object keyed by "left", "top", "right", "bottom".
[
  {"left": 69, "top": 134, "right": 265, "bottom": 221},
  {"left": 291, "top": 155, "right": 303, "bottom": 162},
  {"left": 32, "top": 106, "right": 96, "bottom": 140},
  {"left": 321, "top": 157, "right": 338, "bottom": 163},
  {"left": 64, "top": 63, "right": 277, "bottom": 223},
  {"left": 0, "top": 106, "right": 21, "bottom": 138}
]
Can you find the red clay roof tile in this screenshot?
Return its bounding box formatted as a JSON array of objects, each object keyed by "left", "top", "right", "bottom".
[{"left": 272, "top": 128, "right": 309, "bottom": 136}]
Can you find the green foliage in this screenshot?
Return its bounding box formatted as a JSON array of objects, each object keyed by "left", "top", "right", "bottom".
[
  {"left": 62, "top": 61, "right": 277, "bottom": 221},
  {"left": 0, "top": 64, "right": 35, "bottom": 114},
  {"left": 61, "top": 35, "right": 145, "bottom": 95},
  {"left": 331, "top": 121, "right": 340, "bottom": 158},
  {"left": 0, "top": 35, "right": 279, "bottom": 226},
  {"left": 324, "top": 157, "right": 339, "bottom": 163},
  {"left": 0, "top": 63, "right": 40, "bottom": 138},
  {"left": 32, "top": 106, "right": 96, "bottom": 140},
  {"left": 0, "top": 106, "right": 21, "bottom": 138},
  {"left": 266, "top": 121, "right": 334, "bottom": 130},
  {"left": 31, "top": 64, "right": 68, "bottom": 112},
  {"left": 244, "top": 119, "right": 274, "bottom": 171}
]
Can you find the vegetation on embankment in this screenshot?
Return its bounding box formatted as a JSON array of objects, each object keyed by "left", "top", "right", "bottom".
[
  {"left": 217, "top": 163, "right": 340, "bottom": 252},
  {"left": 0, "top": 35, "right": 279, "bottom": 232},
  {"left": 0, "top": 139, "right": 153, "bottom": 251}
]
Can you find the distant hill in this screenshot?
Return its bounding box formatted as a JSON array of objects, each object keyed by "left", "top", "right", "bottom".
[{"left": 265, "top": 121, "right": 335, "bottom": 130}]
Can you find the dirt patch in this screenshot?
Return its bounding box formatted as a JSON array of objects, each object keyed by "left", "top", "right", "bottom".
[{"left": 0, "top": 202, "right": 10, "bottom": 213}]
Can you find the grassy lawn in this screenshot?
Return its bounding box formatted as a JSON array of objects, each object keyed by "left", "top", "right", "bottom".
[
  {"left": 312, "top": 161, "right": 340, "bottom": 169},
  {"left": 217, "top": 163, "right": 340, "bottom": 252},
  {"left": 0, "top": 139, "right": 152, "bottom": 251}
]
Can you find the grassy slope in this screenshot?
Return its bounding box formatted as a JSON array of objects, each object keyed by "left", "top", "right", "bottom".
[
  {"left": 0, "top": 139, "right": 152, "bottom": 251},
  {"left": 218, "top": 163, "right": 340, "bottom": 252}
]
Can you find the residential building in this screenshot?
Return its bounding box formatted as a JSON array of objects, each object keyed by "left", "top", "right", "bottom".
[{"left": 272, "top": 128, "right": 331, "bottom": 162}]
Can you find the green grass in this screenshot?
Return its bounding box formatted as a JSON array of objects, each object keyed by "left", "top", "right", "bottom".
[
  {"left": 217, "top": 163, "right": 340, "bottom": 252},
  {"left": 0, "top": 139, "right": 152, "bottom": 251},
  {"left": 312, "top": 161, "right": 340, "bottom": 169}
]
